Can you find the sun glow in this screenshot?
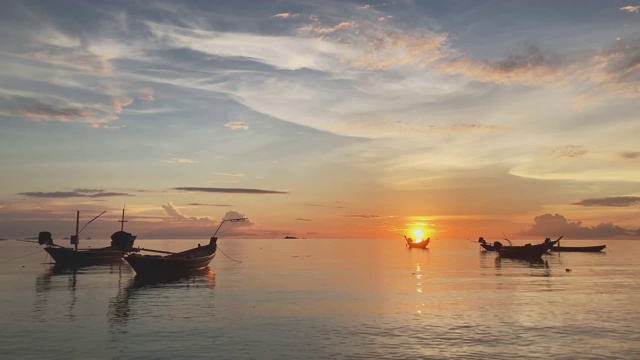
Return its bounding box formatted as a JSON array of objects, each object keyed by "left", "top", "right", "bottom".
[{"left": 412, "top": 228, "right": 424, "bottom": 241}]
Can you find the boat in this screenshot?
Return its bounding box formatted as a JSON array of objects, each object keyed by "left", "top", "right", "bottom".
[
  {"left": 124, "top": 217, "right": 246, "bottom": 277},
  {"left": 479, "top": 236, "right": 560, "bottom": 251},
  {"left": 495, "top": 242, "right": 550, "bottom": 261},
  {"left": 39, "top": 208, "right": 137, "bottom": 267},
  {"left": 403, "top": 235, "right": 430, "bottom": 249},
  {"left": 549, "top": 240, "right": 606, "bottom": 252}
]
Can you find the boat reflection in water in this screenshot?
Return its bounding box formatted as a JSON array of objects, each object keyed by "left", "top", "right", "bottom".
[
  {"left": 108, "top": 267, "right": 215, "bottom": 324},
  {"left": 34, "top": 263, "right": 128, "bottom": 323}
]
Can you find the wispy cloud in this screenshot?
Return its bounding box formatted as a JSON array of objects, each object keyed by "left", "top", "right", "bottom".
[
  {"left": 162, "top": 158, "right": 195, "bottom": 164},
  {"left": 549, "top": 145, "right": 588, "bottom": 159},
  {"left": 620, "top": 6, "right": 640, "bottom": 12},
  {"left": 187, "top": 202, "right": 232, "bottom": 207},
  {"left": 174, "top": 187, "right": 288, "bottom": 194},
  {"left": 2, "top": 95, "right": 94, "bottom": 122},
  {"left": 273, "top": 13, "right": 299, "bottom": 19},
  {"left": 28, "top": 50, "right": 113, "bottom": 74},
  {"left": 344, "top": 214, "right": 388, "bottom": 219},
  {"left": 224, "top": 121, "right": 249, "bottom": 130},
  {"left": 306, "top": 202, "right": 346, "bottom": 209},
  {"left": 215, "top": 172, "right": 244, "bottom": 177},
  {"left": 19, "top": 190, "right": 133, "bottom": 198},
  {"left": 572, "top": 196, "right": 640, "bottom": 207},
  {"left": 621, "top": 152, "right": 640, "bottom": 160},
  {"left": 294, "top": 218, "right": 312, "bottom": 221}
]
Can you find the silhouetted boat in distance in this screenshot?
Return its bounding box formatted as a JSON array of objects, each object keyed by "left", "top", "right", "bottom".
[
  {"left": 124, "top": 217, "right": 246, "bottom": 277},
  {"left": 39, "top": 208, "right": 136, "bottom": 267},
  {"left": 550, "top": 241, "right": 606, "bottom": 252},
  {"left": 478, "top": 236, "right": 560, "bottom": 252},
  {"left": 403, "top": 235, "right": 430, "bottom": 249},
  {"left": 284, "top": 236, "right": 298, "bottom": 239}
]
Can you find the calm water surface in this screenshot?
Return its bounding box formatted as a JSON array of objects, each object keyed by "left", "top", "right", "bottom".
[{"left": 1, "top": 238, "right": 639, "bottom": 359}]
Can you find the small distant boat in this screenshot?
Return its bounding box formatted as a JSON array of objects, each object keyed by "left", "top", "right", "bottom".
[
  {"left": 284, "top": 236, "right": 298, "bottom": 239},
  {"left": 39, "top": 208, "right": 136, "bottom": 267},
  {"left": 124, "top": 218, "right": 246, "bottom": 277},
  {"left": 403, "top": 235, "right": 430, "bottom": 249}
]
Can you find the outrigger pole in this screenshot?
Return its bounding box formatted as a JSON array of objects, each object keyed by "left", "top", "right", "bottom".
[
  {"left": 213, "top": 217, "right": 247, "bottom": 237},
  {"left": 73, "top": 210, "right": 107, "bottom": 251}
]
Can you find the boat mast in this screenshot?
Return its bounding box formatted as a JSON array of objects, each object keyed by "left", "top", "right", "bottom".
[
  {"left": 118, "top": 205, "right": 127, "bottom": 231},
  {"left": 74, "top": 211, "right": 80, "bottom": 251}
]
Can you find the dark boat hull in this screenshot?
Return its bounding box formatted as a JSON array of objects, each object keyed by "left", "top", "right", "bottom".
[
  {"left": 551, "top": 245, "right": 606, "bottom": 252},
  {"left": 482, "top": 239, "right": 559, "bottom": 252},
  {"left": 407, "top": 239, "right": 430, "bottom": 248},
  {"left": 125, "top": 250, "right": 216, "bottom": 277},
  {"left": 45, "top": 246, "right": 126, "bottom": 267},
  {"left": 497, "top": 244, "right": 549, "bottom": 261}
]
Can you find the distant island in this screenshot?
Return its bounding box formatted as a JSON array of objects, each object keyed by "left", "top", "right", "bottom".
[{"left": 284, "top": 236, "right": 298, "bottom": 239}]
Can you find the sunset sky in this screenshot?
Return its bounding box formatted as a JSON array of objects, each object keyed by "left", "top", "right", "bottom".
[{"left": 1, "top": 0, "right": 640, "bottom": 240}]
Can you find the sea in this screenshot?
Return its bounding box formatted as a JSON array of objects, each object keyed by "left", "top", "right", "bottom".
[{"left": 0, "top": 238, "right": 638, "bottom": 360}]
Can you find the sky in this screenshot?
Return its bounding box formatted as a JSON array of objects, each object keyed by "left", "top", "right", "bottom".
[{"left": 1, "top": 0, "right": 640, "bottom": 241}]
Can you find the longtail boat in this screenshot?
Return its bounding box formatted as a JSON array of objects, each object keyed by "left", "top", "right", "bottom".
[
  {"left": 40, "top": 208, "right": 136, "bottom": 267},
  {"left": 549, "top": 240, "right": 606, "bottom": 252},
  {"left": 495, "top": 242, "right": 550, "bottom": 261},
  {"left": 479, "top": 236, "right": 561, "bottom": 252},
  {"left": 124, "top": 217, "right": 246, "bottom": 277},
  {"left": 403, "top": 235, "right": 430, "bottom": 249}
]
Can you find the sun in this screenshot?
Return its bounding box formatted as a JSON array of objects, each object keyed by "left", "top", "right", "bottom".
[{"left": 412, "top": 228, "right": 424, "bottom": 239}]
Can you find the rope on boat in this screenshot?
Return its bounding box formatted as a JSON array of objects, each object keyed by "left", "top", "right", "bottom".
[
  {"left": 217, "top": 246, "right": 242, "bottom": 263},
  {"left": 0, "top": 248, "right": 45, "bottom": 264}
]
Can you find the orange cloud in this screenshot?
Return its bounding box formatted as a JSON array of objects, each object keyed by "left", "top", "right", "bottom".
[{"left": 620, "top": 6, "right": 640, "bottom": 12}]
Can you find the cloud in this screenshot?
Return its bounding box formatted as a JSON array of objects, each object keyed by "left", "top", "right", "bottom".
[
  {"left": 426, "top": 124, "right": 508, "bottom": 133},
  {"left": 111, "top": 96, "right": 133, "bottom": 113},
  {"left": 621, "top": 152, "right": 640, "bottom": 160},
  {"left": 162, "top": 158, "right": 195, "bottom": 164},
  {"left": 162, "top": 202, "right": 211, "bottom": 221},
  {"left": 344, "top": 214, "right": 387, "bottom": 219},
  {"left": 137, "top": 88, "right": 155, "bottom": 101},
  {"left": 19, "top": 190, "right": 132, "bottom": 198},
  {"left": 549, "top": 145, "right": 588, "bottom": 159},
  {"left": 273, "top": 13, "right": 298, "bottom": 19},
  {"left": 187, "top": 203, "right": 232, "bottom": 207},
  {"left": 215, "top": 172, "right": 244, "bottom": 177},
  {"left": 224, "top": 121, "right": 249, "bottom": 130},
  {"left": 620, "top": 6, "right": 640, "bottom": 12},
  {"left": 0, "top": 94, "right": 129, "bottom": 128},
  {"left": 520, "top": 213, "right": 633, "bottom": 238},
  {"left": 2, "top": 95, "right": 95, "bottom": 122},
  {"left": 174, "top": 187, "right": 288, "bottom": 194},
  {"left": 572, "top": 196, "right": 640, "bottom": 207},
  {"left": 28, "top": 50, "right": 113, "bottom": 74},
  {"left": 221, "top": 211, "right": 254, "bottom": 227},
  {"left": 294, "top": 218, "right": 312, "bottom": 221},
  {"left": 306, "top": 203, "right": 346, "bottom": 209},
  {"left": 297, "top": 17, "right": 451, "bottom": 70}
]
